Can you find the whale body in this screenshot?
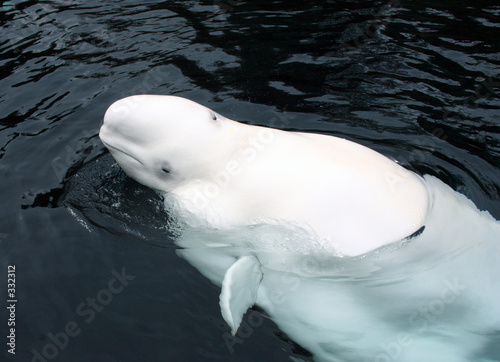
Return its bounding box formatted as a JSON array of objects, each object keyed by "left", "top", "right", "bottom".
[
  {"left": 99, "top": 95, "right": 500, "bottom": 361},
  {"left": 99, "top": 95, "right": 429, "bottom": 257}
]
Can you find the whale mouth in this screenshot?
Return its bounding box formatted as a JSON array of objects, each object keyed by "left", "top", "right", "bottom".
[{"left": 101, "top": 140, "right": 144, "bottom": 166}]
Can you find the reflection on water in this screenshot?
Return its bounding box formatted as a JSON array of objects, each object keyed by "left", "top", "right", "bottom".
[{"left": 1, "top": 0, "right": 499, "bottom": 361}]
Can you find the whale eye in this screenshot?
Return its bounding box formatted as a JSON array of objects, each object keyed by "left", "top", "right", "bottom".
[
  {"left": 159, "top": 161, "right": 173, "bottom": 177},
  {"left": 211, "top": 113, "right": 217, "bottom": 121}
]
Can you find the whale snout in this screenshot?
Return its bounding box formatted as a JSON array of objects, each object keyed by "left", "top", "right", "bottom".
[
  {"left": 101, "top": 95, "right": 152, "bottom": 137},
  {"left": 100, "top": 95, "right": 158, "bottom": 148},
  {"left": 99, "top": 96, "right": 150, "bottom": 165},
  {"left": 98, "top": 125, "right": 114, "bottom": 151},
  {"left": 100, "top": 99, "right": 125, "bottom": 145},
  {"left": 99, "top": 94, "right": 243, "bottom": 191},
  {"left": 99, "top": 120, "right": 123, "bottom": 153}
]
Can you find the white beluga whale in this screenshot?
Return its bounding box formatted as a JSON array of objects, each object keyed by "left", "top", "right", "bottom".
[
  {"left": 99, "top": 95, "right": 429, "bottom": 256},
  {"left": 99, "top": 95, "right": 500, "bottom": 361}
]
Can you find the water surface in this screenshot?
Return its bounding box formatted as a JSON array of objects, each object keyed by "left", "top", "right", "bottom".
[{"left": 1, "top": 0, "right": 499, "bottom": 361}]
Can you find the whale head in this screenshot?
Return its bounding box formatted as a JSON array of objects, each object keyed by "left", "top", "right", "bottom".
[{"left": 99, "top": 95, "right": 243, "bottom": 191}]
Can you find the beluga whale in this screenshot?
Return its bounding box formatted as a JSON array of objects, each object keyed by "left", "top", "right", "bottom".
[{"left": 99, "top": 95, "right": 500, "bottom": 361}]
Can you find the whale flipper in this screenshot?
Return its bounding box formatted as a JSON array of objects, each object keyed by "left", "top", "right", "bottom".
[{"left": 219, "top": 255, "right": 263, "bottom": 335}]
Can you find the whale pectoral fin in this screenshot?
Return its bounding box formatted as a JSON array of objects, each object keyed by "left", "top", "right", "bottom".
[{"left": 219, "top": 255, "right": 263, "bottom": 336}]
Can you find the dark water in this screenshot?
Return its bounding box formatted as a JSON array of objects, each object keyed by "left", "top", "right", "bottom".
[{"left": 1, "top": 0, "right": 499, "bottom": 361}]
